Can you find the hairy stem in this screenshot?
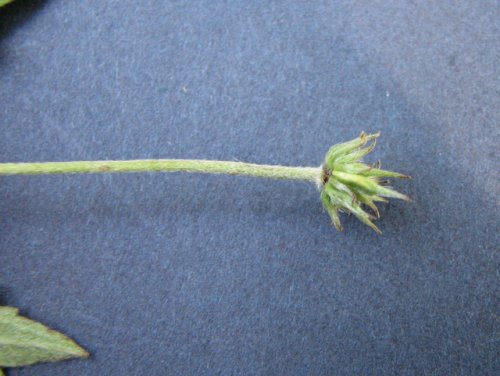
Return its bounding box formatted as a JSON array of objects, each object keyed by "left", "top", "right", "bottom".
[{"left": 0, "top": 159, "right": 321, "bottom": 182}]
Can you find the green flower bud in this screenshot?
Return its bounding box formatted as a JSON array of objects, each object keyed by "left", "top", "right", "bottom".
[{"left": 321, "top": 132, "right": 410, "bottom": 234}]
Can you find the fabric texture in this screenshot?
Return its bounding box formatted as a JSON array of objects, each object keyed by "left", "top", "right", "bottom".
[{"left": 0, "top": 1, "right": 498, "bottom": 375}]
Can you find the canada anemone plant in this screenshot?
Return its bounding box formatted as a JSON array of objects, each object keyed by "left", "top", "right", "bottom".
[
  {"left": 0, "top": 131, "right": 409, "bottom": 372},
  {"left": 0, "top": 131, "right": 410, "bottom": 233}
]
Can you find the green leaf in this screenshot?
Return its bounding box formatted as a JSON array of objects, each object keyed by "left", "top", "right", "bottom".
[
  {"left": 0, "top": 306, "right": 89, "bottom": 367},
  {"left": 0, "top": 0, "right": 14, "bottom": 7}
]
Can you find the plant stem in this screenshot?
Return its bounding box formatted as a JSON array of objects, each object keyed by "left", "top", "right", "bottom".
[{"left": 0, "top": 159, "right": 321, "bottom": 182}]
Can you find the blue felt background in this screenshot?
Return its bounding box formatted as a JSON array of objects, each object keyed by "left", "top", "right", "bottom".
[{"left": 1, "top": 1, "right": 498, "bottom": 375}]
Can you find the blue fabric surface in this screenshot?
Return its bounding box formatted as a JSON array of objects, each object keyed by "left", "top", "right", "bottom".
[{"left": 1, "top": 1, "right": 498, "bottom": 375}]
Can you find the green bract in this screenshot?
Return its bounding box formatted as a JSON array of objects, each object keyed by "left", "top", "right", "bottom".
[{"left": 321, "top": 132, "right": 410, "bottom": 234}]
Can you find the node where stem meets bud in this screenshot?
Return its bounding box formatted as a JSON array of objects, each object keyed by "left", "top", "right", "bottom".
[{"left": 321, "top": 131, "right": 410, "bottom": 234}]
